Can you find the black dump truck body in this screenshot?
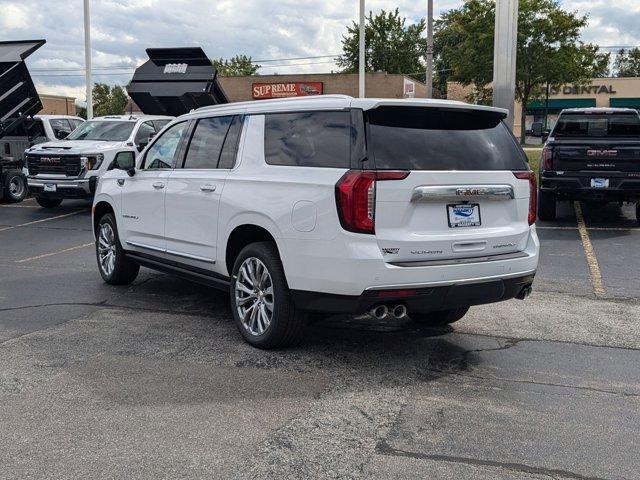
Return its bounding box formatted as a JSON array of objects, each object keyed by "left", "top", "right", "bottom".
[
  {"left": 0, "top": 39, "right": 46, "bottom": 203},
  {"left": 538, "top": 108, "right": 640, "bottom": 221},
  {"left": 127, "top": 47, "right": 228, "bottom": 116}
]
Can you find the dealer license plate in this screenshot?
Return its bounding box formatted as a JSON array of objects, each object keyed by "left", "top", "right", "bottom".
[
  {"left": 44, "top": 183, "right": 57, "bottom": 192},
  {"left": 447, "top": 203, "right": 481, "bottom": 228},
  {"left": 590, "top": 178, "right": 609, "bottom": 188}
]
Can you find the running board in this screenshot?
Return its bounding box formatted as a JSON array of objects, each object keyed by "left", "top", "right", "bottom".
[{"left": 125, "top": 251, "right": 230, "bottom": 290}]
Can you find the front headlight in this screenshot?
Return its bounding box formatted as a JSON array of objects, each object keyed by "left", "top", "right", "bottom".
[{"left": 80, "top": 154, "right": 104, "bottom": 170}]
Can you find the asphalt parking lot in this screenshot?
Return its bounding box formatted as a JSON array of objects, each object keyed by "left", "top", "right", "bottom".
[{"left": 1, "top": 198, "right": 639, "bottom": 479}]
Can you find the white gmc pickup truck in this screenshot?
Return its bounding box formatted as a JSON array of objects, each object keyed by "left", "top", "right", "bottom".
[{"left": 25, "top": 114, "right": 171, "bottom": 208}]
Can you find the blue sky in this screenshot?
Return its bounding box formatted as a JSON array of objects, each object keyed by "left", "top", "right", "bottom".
[{"left": 1, "top": 0, "right": 639, "bottom": 101}]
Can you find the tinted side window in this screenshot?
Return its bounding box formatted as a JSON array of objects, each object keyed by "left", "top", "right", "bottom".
[
  {"left": 183, "top": 116, "right": 233, "bottom": 169},
  {"left": 143, "top": 122, "right": 187, "bottom": 169},
  {"left": 153, "top": 119, "right": 171, "bottom": 131},
  {"left": 70, "top": 119, "right": 84, "bottom": 130},
  {"left": 367, "top": 107, "right": 527, "bottom": 171},
  {"left": 134, "top": 121, "right": 155, "bottom": 146},
  {"left": 218, "top": 116, "right": 243, "bottom": 169},
  {"left": 264, "top": 111, "right": 351, "bottom": 168},
  {"left": 50, "top": 119, "right": 72, "bottom": 139}
]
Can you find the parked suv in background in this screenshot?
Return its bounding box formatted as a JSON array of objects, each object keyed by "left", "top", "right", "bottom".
[
  {"left": 92, "top": 95, "right": 539, "bottom": 348},
  {"left": 26, "top": 114, "right": 171, "bottom": 208},
  {"left": 538, "top": 108, "right": 640, "bottom": 222}
]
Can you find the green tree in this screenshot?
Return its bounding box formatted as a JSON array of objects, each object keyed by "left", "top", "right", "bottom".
[
  {"left": 92, "top": 83, "right": 128, "bottom": 116},
  {"left": 435, "top": 0, "right": 610, "bottom": 144},
  {"left": 337, "top": 8, "right": 427, "bottom": 82},
  {"left": 212, "top": 55, "right": 260, "bottom": 76},
  {"left": 613, "top": 48, "right": 640, "bottom": 77}
]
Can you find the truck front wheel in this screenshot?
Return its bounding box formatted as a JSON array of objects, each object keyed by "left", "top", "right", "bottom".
[
  {"left": 2, "top": 170, "right": 27, "bottom": 203},
  {"left": 537, "top": 189, "right": 557, "bottom": 221},
  {"left": 35, "top": 197, "right": 63, "bottom": 208}
]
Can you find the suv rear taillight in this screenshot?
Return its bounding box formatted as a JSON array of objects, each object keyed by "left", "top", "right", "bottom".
[
  {"left": 542, "top": 147, "right": 553, "bottom": 170},
  {"left": 335, "top": 170, "right": 409, "bottom": 234},
  {"left": 513, "top": 171, "right": 537, "bottom": 225}
]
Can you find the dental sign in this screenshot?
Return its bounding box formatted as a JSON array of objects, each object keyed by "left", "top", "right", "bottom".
[
  {"left": 552, "top": 84, "right": 618, "bottom": 95},
  {"left": 252, "top": 82, "right": 323, "bottom": 99}
]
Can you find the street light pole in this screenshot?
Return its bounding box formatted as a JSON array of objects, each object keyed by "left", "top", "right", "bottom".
[
  {"left": 425, "top": 0, "right": 434, "bottom": 98},
  {"left": 83, "top": 0, "right": 93, "bottom": 119},
  {"left": 492, "top": 0, "right": 518, "bottom": 130},
  {"left": 358, "top": 0, "right": 365, "bottom": 98}
]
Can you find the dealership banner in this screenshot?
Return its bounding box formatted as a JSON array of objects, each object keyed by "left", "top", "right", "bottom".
[{"left": 252, "top": 82, "right": 324, "bottom": 99}]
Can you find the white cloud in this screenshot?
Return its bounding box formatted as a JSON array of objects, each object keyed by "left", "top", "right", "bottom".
[{"left": 1, "top": 0, "right": 637, "bottom": 98}]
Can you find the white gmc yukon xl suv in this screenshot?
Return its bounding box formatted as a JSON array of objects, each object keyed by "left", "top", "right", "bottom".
[
  {"left": 26, "top": 115, "right": 171, "bottom": 208},
  {"left": 92, "top": 95, "right": 539, "bottom": 348}
]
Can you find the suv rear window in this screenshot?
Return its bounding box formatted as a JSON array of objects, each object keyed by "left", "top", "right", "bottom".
[
  {"left": 264, "top": 111, "right": 351, "bottom": 168},
  {"left": 366, "top": 106, "right": 527, "bottom": 171},
  {"left": 552, "top": 113, "right": 640, "bottom": 137}
]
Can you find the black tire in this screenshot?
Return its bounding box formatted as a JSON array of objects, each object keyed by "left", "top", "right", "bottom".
[
  {"left": 35, "top": 197, "right": 63, "bottom": 208},
  {"left": 537, "top": 189, "right": 556, "bottom": 221},
  {"left": 229, "top": 241, "right": 306, "bottom": 349},
  {"left": 2, "top": 170, "right": 28, "bottom": 203},
  {"left": 95, "top": 213, "right": 139, "bottom": 285},
  {"left": 410, "top": 307, "right": 470, "bottom": 327}
]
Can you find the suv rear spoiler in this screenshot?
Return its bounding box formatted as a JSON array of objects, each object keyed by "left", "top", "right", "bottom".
[
  {"left": 127, "top": 47, "right": 228, "bottom": 117},
  {"left": 0, "top": 39, "right": 46, "bottom": 139}
]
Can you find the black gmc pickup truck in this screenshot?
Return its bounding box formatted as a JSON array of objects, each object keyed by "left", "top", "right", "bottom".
[{"left": 538, "top": 108, "right": 640, "bottom": 222}]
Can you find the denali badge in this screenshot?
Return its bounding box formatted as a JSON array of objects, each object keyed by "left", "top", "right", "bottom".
[
  {"left": 493, "top": 243, "right": 516, "bottom": 249},
  {"left": 381, "top": 248, "right": 399, "bottom": 255},
  {"left": 456, "top": 187, "right": 486, "bottom": 196},
  {"left": 587, "top": 149, "right": 617, "bottom": 157}
]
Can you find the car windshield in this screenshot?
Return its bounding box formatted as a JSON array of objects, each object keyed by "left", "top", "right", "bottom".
[
  {"left": 66, "top": 121, "right": 135, "bottom": 141},
  {"left": 552, "top": 113, "right": 640, "bottom": 137}
]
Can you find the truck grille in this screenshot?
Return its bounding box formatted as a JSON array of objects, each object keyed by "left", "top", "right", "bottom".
[{"left": 27, "top": 154, "right": 82, "bottom": 176}]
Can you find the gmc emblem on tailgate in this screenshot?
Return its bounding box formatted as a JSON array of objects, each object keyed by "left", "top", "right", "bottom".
[
  {"left": 456, "top": 187, "right": 486, "bottom": 196},
  {"left": 587, "top": 149, "right": 617, "bottom": 157}
]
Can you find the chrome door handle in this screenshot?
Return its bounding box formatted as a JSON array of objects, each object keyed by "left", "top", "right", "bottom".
[
  {"left": 152, "top": 182, "right": 165, "bottom": 189},
  {"left": 200, "top": 184, "right": 217, "bottom": 192}
]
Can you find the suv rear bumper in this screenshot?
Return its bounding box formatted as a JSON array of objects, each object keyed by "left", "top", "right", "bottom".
[
  {"left": 540, "top": 173, "right": 640, "bottom": 201},
  {"left": 291, "top": 272, "right": 535, "bottom": 314}
]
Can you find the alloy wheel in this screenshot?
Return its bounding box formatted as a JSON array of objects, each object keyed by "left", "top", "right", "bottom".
[
  {"left": 235, "top": 257, "right": 274, "bottom": 336},
  {"left": 98, "top": 223, "right": 117, "bottom": 276}
]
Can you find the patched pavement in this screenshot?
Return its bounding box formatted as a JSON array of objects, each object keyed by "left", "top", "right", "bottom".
[{"left": 0, "top": 199, "right": 639, "bottom": 479}]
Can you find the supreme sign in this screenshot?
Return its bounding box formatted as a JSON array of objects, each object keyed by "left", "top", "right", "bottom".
[{"left": 252, "top": 82, "right": 323, "bottom": 99}]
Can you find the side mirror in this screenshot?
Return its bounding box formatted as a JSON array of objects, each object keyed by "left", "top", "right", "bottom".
[
  {"left": 113, "top": 151, "right": 136, "bottom": 177},
  {"left": 137, "top": 142, "right": 147, "bottom": 152},
  {"left": 541, "top": 132, "right": 549, "bottom": 142},
  {"left": 55, "top": 130, "right": 69, "bottom": 139}
]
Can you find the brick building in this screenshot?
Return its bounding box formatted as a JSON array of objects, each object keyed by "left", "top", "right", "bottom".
[
  {"left": 38, "top": 94, "right": 77, "bottom": 116},
  {"left": 125, "top": 72, "right": 429, "bottom": 113}
]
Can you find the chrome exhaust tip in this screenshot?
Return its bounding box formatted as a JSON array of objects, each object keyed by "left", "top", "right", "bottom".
[
  {"left": 391, "top": 304, "right": 407, "bottom": 319},
  {"left": 370, "top": 304, "right": 389, "bottom": 320}
]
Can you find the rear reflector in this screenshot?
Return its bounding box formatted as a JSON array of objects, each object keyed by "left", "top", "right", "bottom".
[
  {"left": 335, "top": 170, "right": 409, "bottom": 234},
  {"left": 513, "top": 171, "right": 537, "bottom": 225},
  {"left": 542, "top": 147, "right": 553, "bottom": 170},
  {"left": 377, "top": 289, "right": 417, "bottom": 298}
]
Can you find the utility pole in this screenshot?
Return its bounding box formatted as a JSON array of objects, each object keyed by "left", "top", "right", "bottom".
[
  {"left": 358, "top": 0, "right": 365, "bottom": 98},
  {"left": 425, "top": 0, "right": 434, "bottom": 98},
  {"left": 83, "top": 0, "right": 93, "bottom": 119},
  {"left": 492, "top": 0, "right": 518, "bottom": 130}
]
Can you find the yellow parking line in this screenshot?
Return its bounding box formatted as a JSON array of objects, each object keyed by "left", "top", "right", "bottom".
[
  {"left": 0, "top": 210, "right": 86, "bottom": 232},
  {"left": 574, "top": 202, "right": 605, "bottom": 297},
  {"left": 15, "top": 242, "right": 93, "bottom": 263},
  {"left": 538, "top": 226, "right": 640, "bottom": 232}
]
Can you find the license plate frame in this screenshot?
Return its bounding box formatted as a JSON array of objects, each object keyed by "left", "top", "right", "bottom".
[
  {"left": 590, "top": 178, "right": 609, "bottom": 188},
  {"left": 447, "top": 203, "right": 481, "bottom": 228},
  {"left": 43, "top": 183, "right": 57, "bottom": 192}
]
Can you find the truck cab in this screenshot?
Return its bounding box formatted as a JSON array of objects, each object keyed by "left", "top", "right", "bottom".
[{"left": 25, "top": 115, "right": 172, "bottom": 208}]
